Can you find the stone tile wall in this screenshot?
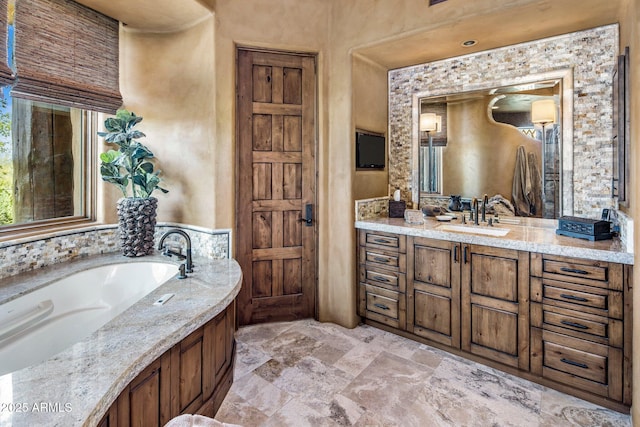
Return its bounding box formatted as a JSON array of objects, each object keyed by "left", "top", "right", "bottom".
[
  {"left": 355, "top": 197, "right": 389, "bottom": 220},
  {"left": 0, "top": 223, "right": 230, "bottom": 281},
  {"left": 388, "top": 24, "right": 618, "bottom": 218}
]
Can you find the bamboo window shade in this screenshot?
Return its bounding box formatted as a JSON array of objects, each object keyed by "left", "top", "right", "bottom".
[
  {"left": 12, "top": 0, "right": 122, "bottom": 113},
  {"left": 0, "top": 0, "right": 13, "bottom": 86}
]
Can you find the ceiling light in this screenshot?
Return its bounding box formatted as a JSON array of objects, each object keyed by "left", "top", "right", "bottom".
[{"left": 461, "top": 40, "right": 477, "bottom": 47}]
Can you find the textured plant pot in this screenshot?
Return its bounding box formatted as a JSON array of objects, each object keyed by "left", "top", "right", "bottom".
[{"left": 116, "top": 197, "right": 158, "bottom": 257}]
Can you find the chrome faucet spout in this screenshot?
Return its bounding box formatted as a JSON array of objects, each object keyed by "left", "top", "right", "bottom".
[{"left": 158, "top": 229, "right": 193, "bottom": 273}]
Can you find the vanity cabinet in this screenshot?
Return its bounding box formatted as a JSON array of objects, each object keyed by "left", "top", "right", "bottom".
[
  {"left": 357, "top": 230, "right": 407, "bottom": 329},
  {"left": 530, "top": 254, "right": 631, "bottom": 405},
  {"left": 461, "top": 245, "right": 530, "bottom": 370},
  {"left": 356, "top": 226, "right": 632, "bottom": 411},
  {"left": 407, "top": 237, "right": 461, "bottom": 348},
  {"left": 99, "top": 302, "right": 236, "bottom": 427}
]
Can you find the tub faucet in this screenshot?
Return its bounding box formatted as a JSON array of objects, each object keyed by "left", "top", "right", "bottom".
[
  {"left": 158, "top": 229, "right": 193, "bottom": 274},
  {"left": 481, "top": 193, "right": 488, "bottom": 223}
]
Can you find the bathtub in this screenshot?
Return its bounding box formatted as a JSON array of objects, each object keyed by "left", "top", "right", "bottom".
[{"left": 0, "top": 262, "right": 178, "bottom": 376}]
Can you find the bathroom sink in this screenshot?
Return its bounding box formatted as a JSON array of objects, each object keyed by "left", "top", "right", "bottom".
[{"left": 437, "top": 224, "right": 510, "bottom": 237}]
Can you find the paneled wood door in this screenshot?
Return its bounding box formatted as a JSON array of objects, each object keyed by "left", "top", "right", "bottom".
[{"left": 236, "top": 48, "right": 317, "bottom": 325}]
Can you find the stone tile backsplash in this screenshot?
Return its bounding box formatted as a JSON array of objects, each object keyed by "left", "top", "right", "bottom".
[
  {"left": 0, "top": 223, "right": 230, "bottom": 281},
  {"left": 355, "top": 197, "right": 389, "bottom": 220},
  {"left": 388, "top": 24, "right": 619, "bottom": 218}
]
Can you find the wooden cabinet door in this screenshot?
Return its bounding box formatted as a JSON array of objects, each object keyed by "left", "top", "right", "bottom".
[
  {"left": 461, "top": 244, "right": 529, "bottom": 370},
  {"left": 116, "top": 353, "right": 172, "bottom": 427},
  {"left": 407, "top": 237, "right": 461, "bottom": 348},
  {"left": 236, "top": 48, "right": 317, "bottom": 325},
  {"left": 173, "top": 328, "right": 205, "bottom": 415}
]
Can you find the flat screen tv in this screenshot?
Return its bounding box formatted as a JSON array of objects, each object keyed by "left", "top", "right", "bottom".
[{"left": 356, "top": 131, "right": 385, "bottom": 169}]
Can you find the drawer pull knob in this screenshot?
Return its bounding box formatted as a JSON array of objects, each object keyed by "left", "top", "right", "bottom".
[
  {"left": 373, "top": 238, "right": 391, "bottom": 244},
  {"left": 561, "top": 320, "right": 589, "bottom": 330},
  {"left": 560, "top": 294, "right": 589, "bottom": 302},
  {"left": 373, "top": 275, "right": 390, "bottom": 283},
  {"left": 373, "top": 303, "right": 390, "bottom": 310},
  {"left": 561, "top": 358, "right": 588, "bottom": 369},
  {"left": 560, "top": 267, "right": 589, "bottom": 275},
  {"left": 373, "top": 256, "right": 389, "bottom": 263}
]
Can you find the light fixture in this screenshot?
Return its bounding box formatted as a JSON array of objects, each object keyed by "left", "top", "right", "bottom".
[
  {"left": 531, "top": 99, "right": 556, "bottom": 125},
  {"left": 420, "top": 113, "right": 440, "bottom": 193},
  {"left": 461, "top": 40, "right": 477, "bottom": 47},
  {"left": 420, "top": 113, "right": 438, "bottom": 132}
]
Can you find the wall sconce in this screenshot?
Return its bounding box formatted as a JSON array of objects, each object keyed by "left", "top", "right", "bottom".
[
  {"left": 420, "top": 113, "right": 440, "bottom": 192},
  {"left": 420, "top": 113, "right": 440, "bottom": 132}
]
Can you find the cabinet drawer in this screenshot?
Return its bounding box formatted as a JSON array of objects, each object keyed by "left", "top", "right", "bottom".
[
  {"left": 544, "top": 341, "right": 607, "bottom": 384},
  {"left": 544, "top": 310, "right": 607, "bottom": 339},
  {"left": 360, "top": 246, "right": 406, "bottom": 272},
  {"left": 358, "top": 284, "right": 406, "bottom": 330},
  {"left": 531, "top": 329, "right": 624, "bottom": 401},
  {"left": 360, "top": 230, "right": 406, "bottom": 252},
  {"left": 544, "top": 259, "right": 608, "bottom": 282},
  {"left": 366, "top": 291, "right": 399, "bottom": 318},
  {"left": 544, "top": 284, "right": 607, "bottom": 310},
  {"left": 359, "top": 264, "right": 406, "bottom": 293}
]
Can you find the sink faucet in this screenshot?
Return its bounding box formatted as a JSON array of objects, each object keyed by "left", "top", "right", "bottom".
[
  {"left": 471, "top": 197, "right": 479, "bottom": 225},
  {"left": 481, "top": 193, "right": 488, "bottom": 223},
  {"left": 158, "top": 229, "right": 193, "bottom": 274}
]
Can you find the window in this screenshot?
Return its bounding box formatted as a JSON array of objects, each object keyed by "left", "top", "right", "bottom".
[
  {"left": 0, "top": 0, "right": 120, "bottom": 236},
  {"left": 0, "top": 88, "right": 95, "bottom": 231}
]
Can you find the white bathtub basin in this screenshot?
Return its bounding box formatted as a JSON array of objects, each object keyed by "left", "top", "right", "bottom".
[
  {"left": 0, "top": 262, "right": 178, "bottom": 376},
  {"left": 438, "top": 224, "right": 510, "bottom": 237}
]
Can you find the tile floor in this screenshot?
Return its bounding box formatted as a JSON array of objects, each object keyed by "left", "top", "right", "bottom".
[{"left": 214, "top": 319, "right": 632, "bottom": 426}]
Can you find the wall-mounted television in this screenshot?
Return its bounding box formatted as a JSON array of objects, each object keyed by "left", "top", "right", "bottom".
[{"left": 356, "top": 130, "right": 385, "bottom": 169}]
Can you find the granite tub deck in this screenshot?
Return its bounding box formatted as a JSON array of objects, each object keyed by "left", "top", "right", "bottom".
[
  {"left": 355, "top": 217, "right": 633, "bottom": 264},
  {"left": 0, "top": 253, "right": 242, "bottom": 427}
]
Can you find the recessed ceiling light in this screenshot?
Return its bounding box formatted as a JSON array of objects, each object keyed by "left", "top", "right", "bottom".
[{"left": 461, "top": 40, "right": 477, "bottom": 47}]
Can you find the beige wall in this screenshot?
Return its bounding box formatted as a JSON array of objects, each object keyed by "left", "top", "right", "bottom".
[
  {"left": 442, "top": 98, "right": 542, "bottom": 199},
  {"left": 111, "top": 19, "right": 216, "bottom": 226},
  {"left": 352, "top": 54, "right": 389, "bottom": 200}
]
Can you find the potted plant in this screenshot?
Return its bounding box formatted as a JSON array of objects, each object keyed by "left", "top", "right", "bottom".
[{"left": 99, "top": 109, "right": 168, "bottom": 257}]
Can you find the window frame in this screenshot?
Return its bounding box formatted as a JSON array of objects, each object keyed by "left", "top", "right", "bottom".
[{"left": 0, "top": 110, "right": 97, "bottom": 240}]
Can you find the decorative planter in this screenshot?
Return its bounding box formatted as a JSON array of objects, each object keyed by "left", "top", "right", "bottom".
[{"left": 116, "top": 197, "right": 158, "bottom": 257}]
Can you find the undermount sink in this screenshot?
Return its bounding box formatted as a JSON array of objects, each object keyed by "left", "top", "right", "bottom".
[{"left": 437, "top": 224, "right": 510, "bottom": 237}]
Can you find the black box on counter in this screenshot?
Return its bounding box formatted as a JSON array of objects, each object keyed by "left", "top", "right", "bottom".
[
  {"left": 389, "top": 200, "right": 406, "bottom": 218},
  {"left": 556, "top": 216, "right": 612, "bottom": 241}
]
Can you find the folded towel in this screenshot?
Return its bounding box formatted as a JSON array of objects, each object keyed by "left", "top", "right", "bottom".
[{"left": 164, "top": 414, "right": 242, "bottom": 427}]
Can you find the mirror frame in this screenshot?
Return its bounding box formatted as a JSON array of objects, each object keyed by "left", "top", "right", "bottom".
[{"left": 411, "top": 69, "right": 574, "bottom": 217}]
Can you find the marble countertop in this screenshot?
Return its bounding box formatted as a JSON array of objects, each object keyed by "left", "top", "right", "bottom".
[
  {"left": 356, "top": 217, "right": 633, "bottom": 265},
  {"left": 0, "top": 253, "right": 243, "bottom": 427}
]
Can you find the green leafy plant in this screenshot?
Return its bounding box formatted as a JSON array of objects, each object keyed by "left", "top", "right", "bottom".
[{"left": 98, "top": 110, "right": 168, "bottom": 198}]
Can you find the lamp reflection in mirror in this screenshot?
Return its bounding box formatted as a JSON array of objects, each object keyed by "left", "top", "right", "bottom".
[
  {"left": 531, "top": 99, "right": 557, "bottom": 210},
  {"left": 420, "top": 113, "right": 440, "bottom": 192}
]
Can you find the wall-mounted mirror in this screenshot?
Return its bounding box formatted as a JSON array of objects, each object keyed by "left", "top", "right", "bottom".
[{"left": 418, "top": 78, "right": 565, "bottom": 219}]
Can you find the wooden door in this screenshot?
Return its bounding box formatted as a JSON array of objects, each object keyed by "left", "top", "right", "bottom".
[
  {"left": 461, "top": 244, "right": 529, "bottom": 370},
  {"left": 407, "top": 237, "right": 461, "bottom": 348},
  {"left": 236, "top": 49, "right": 317, "bottom": 325}
]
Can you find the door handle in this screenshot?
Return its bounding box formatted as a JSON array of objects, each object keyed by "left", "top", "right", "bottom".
[{"left": 298, "top": 203, "right": 313, "bottom": 226}]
